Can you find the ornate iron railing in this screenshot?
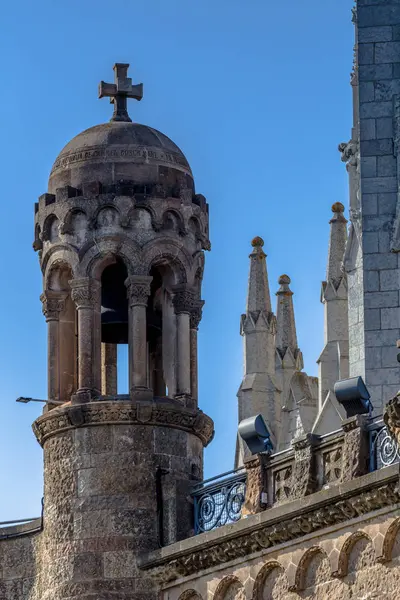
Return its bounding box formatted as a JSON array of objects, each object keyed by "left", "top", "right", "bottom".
[
  {"left": 192, "top": 469, "right": 246, "bottom": 534},
  {"left": 369, "top": 419, "right": 400, "bottom": 472}
]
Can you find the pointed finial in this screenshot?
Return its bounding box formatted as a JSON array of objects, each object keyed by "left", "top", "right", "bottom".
[
  {"left": 277, "top": 274, "right": 293, "bottom": 294},
  {"left": 251, "top": 236, "right": 264, "bottom": 247},
  {"left": 332, "top": 202, "right": 345, "bottom": 213},
  {"left": 327, "top": 202, "right": 348, "bottom": 283},
  {"left": 246, "top": 236, "right": 271, "bottom": 313},
  {"left": 275, "top": 274, "right": 301, "bottom": 365}
]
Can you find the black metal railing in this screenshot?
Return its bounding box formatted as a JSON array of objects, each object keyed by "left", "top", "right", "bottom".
[
  {"left": 368, "top": 418, "right": 400, "bottom": 472},
  {"left": 192, "top": 469, "right": 246, "bottom": 534}
]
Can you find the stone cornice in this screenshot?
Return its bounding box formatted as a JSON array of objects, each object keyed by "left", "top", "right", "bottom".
[
  {"left": 32, "top": 400, "right": 214, "bottom": 447},
  {"left": 139, "top": 466, "right": 400, "bottom": 583}
]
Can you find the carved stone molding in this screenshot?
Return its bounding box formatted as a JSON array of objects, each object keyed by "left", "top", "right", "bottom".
[
  {"left": 32, "top": 400, "right": 214, "bottom": 448},
  {"left": 40, "top": 292, "right": 66, "bottom": 321},
  {"left": 141, "top": 477, "right": 400, "bottom": 583},
  {"left": 125, "top": 275, "right": 153, "bottom": 306},
  {"left": 173, "top": 288, "right": 200, "bottom": 315},
  {"left": 69, "top": 278, "right": 100, "bottom": 309}
]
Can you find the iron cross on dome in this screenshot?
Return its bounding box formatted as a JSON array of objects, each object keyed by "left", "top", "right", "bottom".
[{"left": 99, "top": 63, "right": 143, "bottom": 122}]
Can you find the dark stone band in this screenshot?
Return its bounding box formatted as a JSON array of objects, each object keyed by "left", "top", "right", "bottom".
[{"left": 33, "top": 400, "right": 214, "bottom": 447}]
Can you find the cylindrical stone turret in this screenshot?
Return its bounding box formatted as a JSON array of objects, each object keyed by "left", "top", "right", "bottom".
[
  {"left": 32, "top": 402, "right": 213, "bottom": 599},
  {"left": 31, "top": 63, "right": 214, "bottom": 600}
]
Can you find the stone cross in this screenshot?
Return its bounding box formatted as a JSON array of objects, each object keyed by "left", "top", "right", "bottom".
[{"left": 99, "top": 63, "right": 143, "bottom": 123}]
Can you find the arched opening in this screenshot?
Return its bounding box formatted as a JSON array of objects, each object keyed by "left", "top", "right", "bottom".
[
  {"left": 100, "top": 258, "right": 129, "bottom": 395},
  {"left": 146, "top": 260, "right": 179, "bottom": 399}
]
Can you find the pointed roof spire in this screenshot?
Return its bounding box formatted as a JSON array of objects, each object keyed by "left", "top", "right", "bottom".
[
  {"left": 326, "top": 202, "right": 348, "bottom": 285},
  {"left": 246, "top": 236, "right": 272, "bottom": 314},
  {"left": 275, "top": 275, "right": 301, "bottom": 364}
]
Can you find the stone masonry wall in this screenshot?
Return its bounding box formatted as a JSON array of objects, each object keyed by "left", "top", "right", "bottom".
[
  {"left": 161, "top": 506, "right": 400, "bottom": 600},
  {"left": 0, "top": 532, "right": 39, "bottom": 599},
  {"left": 26, "top": 401, "right": 207, "bottom": 600},
  {"left": 352, "top": 0, "right": 400, "bottom": 413}
]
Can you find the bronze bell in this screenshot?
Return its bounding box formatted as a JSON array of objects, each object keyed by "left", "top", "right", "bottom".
[{"left": 101, "top": 262, "right": 129, "bottom": 344}]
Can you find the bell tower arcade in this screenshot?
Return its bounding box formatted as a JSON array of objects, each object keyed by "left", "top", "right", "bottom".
[{"left": 31, "top": 63, "right": 213, "bottom": 600}]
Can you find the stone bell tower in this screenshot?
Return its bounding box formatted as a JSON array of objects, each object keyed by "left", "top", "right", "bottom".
[{"left": 31, "top": 63, "right": 213, "bottom": 600}]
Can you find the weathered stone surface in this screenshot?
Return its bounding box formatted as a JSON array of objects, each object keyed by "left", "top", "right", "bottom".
[
  {"left": 140, "top": 466, "right": 400, "bottom": 583},
  {"left": 340, "top": 416, "right": 369, "bottom": 482},
  {"left": 242, "top": 456, "right": 268, "bottom": 516},
  {"left": 289, "top": 434, "right": 318, "bottom": 500}
]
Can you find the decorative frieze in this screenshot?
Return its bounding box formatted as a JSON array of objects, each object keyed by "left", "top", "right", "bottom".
[{"left": 32, "top": 400, "right": 214, "bottom": 448}]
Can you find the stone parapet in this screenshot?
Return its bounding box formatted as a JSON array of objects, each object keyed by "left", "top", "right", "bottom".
[
  {"left": 140, "top": 464, "right": 400, "bottom": 583},
  {"left": 241, "top": 418, "right": 386, "bottom": 514}
]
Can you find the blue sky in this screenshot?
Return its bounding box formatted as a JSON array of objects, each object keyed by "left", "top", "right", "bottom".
[{"left": 0, "top": 0, "right": 353, "bottom": 520}]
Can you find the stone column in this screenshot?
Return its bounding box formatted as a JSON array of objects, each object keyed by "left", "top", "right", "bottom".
[
  {"left": 101, "top": 343, "right": 117, "bottom": 395},
  {"left": 189, "top": 303, "right": 204, "bottom": 407},
  {"left": 126, "top": 276, "right": 153, "bottom": 400},
  {"left": 40, "top": 291, "right": 66, "bottom": 405},
  {"left": 70, "top": 278, "right": 101, "bottom": 402},
  {"left": 173, "top": 288, "right": 198, "bottom": 402}
]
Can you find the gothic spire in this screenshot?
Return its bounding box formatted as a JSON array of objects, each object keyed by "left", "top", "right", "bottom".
[
  {"left": 275, "top": 274, "right": 301, "bottom": 363},
  {"left": 246, "top": 236, "right": 272, "bottom": 315},
  {"left": 326, "top": 202, "right": 348, "bottom": 286}
]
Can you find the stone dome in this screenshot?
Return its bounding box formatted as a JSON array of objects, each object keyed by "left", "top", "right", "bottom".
[{"left": 48, "top": 121, "right": 193, "bottom": 194}]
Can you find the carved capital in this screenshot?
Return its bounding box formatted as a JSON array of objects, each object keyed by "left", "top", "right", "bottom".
[
  {"left": 189, "top": 300, "right": 205, "bottom": 330},
  {"left": 125, "top": 276, "right": 153, "bottom": 306},
  {"left": 70, "top": 278, "right": 100, "bottom": 309},
  {"left": 40, "top": 292, "right": 66, "bottom": 321},
  {"left": 173, "top": 288, "right": 200, "bottom": 315}
]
